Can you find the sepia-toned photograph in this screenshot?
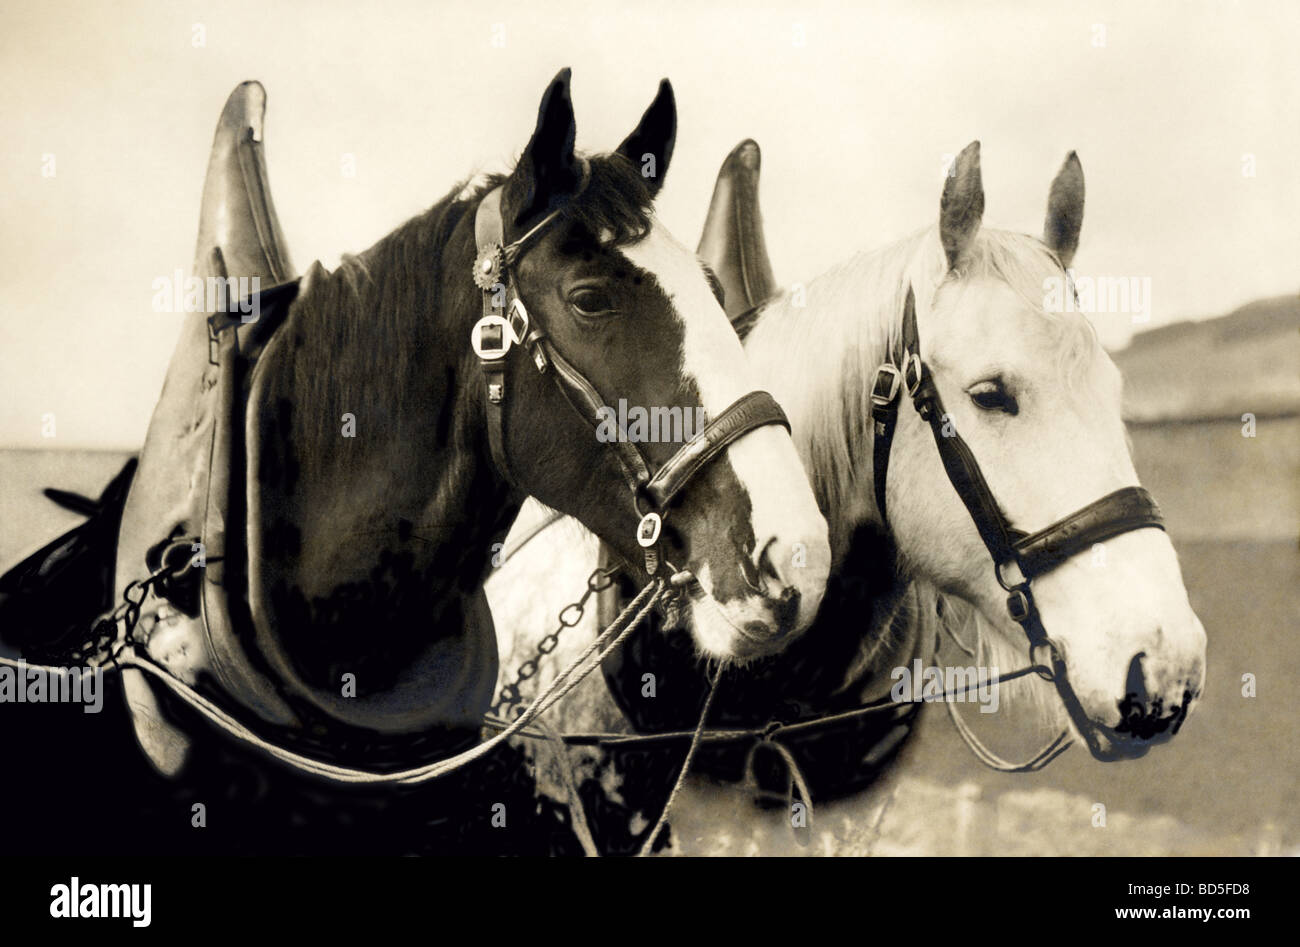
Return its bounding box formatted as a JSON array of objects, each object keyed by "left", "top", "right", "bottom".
[{"left": 0, "top": 0, "right": 1295, "bottom": 907}]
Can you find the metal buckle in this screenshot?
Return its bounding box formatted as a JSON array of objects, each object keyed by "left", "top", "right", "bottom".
[
  {"left": 903, "top": 351, "right": 924, "bottom": 396},
  {"left": 1006, "top": 587, "right": 1032, "bottom": 624},
  {"left": 870, "top": 363, "right": 902, "bottom": 408},
  {"left": 1029, "top": 638, "right": 1059, "bottom": 681},
  {"left": 508, "top": 298, "right": 530, "bottom": 345},
  {"left": 996, "top": 558, "right": 1026, "bottom": 591},
  {"left": 637, "top": 512, "right": 662, "bottom": 548},
  {"left": 471, "top": 315, "right": 511, "bottom": 360}
]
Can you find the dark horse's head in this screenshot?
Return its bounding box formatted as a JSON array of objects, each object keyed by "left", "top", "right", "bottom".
[
  {"left": 484, "top": 70, "right": 830, "bottom": 659},
  {"left": 248, "top": 71, "right": 830, "bottom": 737}
]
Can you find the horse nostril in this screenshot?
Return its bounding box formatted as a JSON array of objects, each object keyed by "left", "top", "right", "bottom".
[
  {"left": 773, "top": 585, "right": 800, "bottom": 630},
  {"left": 1114, "top": 650, "right": 1194, "bottom": 741},
  {"left": 1124, "top": 651, "right": 1150, "bottom": 705},
  {"left": 1116, "top": 652, "right": 1152, "bottom": 733}
]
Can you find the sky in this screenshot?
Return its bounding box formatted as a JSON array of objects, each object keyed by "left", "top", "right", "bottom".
[{"left": 1, "top": 0, "right": 1297, "bottom": 449}]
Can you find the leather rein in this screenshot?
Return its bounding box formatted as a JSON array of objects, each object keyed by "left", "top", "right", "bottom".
[
  {"left": 869, "top": 282, "right": 1168, "bottom": 762},
  {"left": 468, "top": 163, "right": 791, "bottom": 578}
]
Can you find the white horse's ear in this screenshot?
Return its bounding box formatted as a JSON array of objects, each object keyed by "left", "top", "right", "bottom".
[
  {"left": 1044, "top": 151, "right": 1085, "bottom": 269},
  {"left": 940, "top": 141, "right": 983, "bottom": 271}
]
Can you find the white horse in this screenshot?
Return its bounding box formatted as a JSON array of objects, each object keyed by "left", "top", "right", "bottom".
[{"left": 485, "top": 141, "right": 1208, "bottom": 853}]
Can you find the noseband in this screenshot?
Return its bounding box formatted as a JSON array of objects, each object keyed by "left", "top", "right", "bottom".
[
  {"left": 869, "top": 284, "right": 1166, "bottom": 676},
  {"left": 470, "top": 166, "right": 790, "bottom": 576}
]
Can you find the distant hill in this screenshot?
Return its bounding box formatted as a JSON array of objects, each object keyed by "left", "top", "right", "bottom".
[{"left": 1112, "top": 294, "right": 1300, "bottom": 423}]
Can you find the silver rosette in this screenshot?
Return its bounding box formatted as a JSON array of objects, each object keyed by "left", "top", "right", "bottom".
[{"left": 472, "top": 244, "right": 505, "bottom": 291}]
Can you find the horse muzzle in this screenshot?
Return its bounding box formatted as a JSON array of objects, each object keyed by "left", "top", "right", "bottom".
[{"left": 1055, "top": 643, "right": 1205, "bottom": 762}]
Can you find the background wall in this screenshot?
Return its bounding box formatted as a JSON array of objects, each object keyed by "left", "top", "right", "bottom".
[{"left": 2, "top": 0, "right": 1298, "bottom": 448}]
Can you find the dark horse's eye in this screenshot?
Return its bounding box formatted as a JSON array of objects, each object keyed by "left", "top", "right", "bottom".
[
  {"left": 968, "top": 379, "right": 1019, "bottom": 415},
  {"left": 569, "top": 287, "right": 617, "bottom": 318}
]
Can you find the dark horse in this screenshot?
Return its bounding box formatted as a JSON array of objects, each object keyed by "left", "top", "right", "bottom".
[{"left": 0, "top": 74, "right": 830, "bottom": 850}]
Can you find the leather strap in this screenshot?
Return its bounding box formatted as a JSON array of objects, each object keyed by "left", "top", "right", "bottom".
[
  {"left": 539, "top": 336, "right": 653, "bottom": 496},
  {"left": 644, "top": 391, "right": 790, "bottom": 510},
  {"left": 869, "top": 287, "right": 920, "bottom": 523},
  {"left": 870, "top": 368, "right": 902, "bottom": 523},
  {"left": 474, "top": 187, "right": 509, "bottom": 258},
  {"left": 1013, "top": 486, "right": 1164, "bottom": 580},
  {"left": 208, "top": 277, "right": 301, "bottom": 342},
  {"left": 908, "top": 387, "right": 1023, "bottom": 569},
  {"left": 473, "top": 188, "right": 517, "bottom": 485}
]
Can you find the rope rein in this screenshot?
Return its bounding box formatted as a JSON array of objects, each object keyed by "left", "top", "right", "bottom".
[
  {"left": 4, "top": 496, "right": 1076, "bottom": 850},
  {"left": 3, "top": 574, "right": 666, "bottom": 787},
  {"left": 491, "top": 507, "right": 1074, "bottom": 773},
  {"left": 488, "top": 611, "right": 1069, "bottom": 851},
  {"left": 937, "top": 607, "right": 1074, "bottom": 772},
  {"left": 637, "top": 665, "right": 722, "bottom": 856},
  {"left": 483, "top": 663, "right": 1050, "bottom": 747}
]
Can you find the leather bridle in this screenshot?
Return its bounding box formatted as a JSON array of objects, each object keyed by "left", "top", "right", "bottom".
[
  {"left": 869, "top": 283, "right": 1167, "bottom": 707},
  {"left": 469, "top": 164, "right": 791, "bottom": 576}
]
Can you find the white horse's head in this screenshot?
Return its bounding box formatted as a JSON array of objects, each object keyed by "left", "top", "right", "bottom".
[{"left": 882, "top": 143, "right": 1206, "bottom": 759}]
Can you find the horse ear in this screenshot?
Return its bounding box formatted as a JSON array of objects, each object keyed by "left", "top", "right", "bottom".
[
  {"left": 1044, "top": 151, "right": 1085, "bottom": 269},
  {"left": 616, "top": 79, "right": 676, "bottom": 196},
  {"left": 939, "top": 141, "right": 984, "bottom": 270},
  {"left": 512, "top": 68, "right": 582, "bottom": 230}
]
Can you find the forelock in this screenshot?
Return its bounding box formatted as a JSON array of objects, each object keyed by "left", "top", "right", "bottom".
[{"left": 557, "top": 153, "right": 655, "bottom": 248}]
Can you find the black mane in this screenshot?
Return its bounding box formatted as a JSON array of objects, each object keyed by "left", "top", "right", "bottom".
[{"left": 267, "top": 152, "right": 658, "bottom": 474}]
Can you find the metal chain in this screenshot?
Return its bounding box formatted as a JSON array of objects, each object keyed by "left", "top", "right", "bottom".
[
  {"left": 492, "top": 564, "right": 620, "bottom": 719},
  {"left": 41, "top": 538, "right": 201, "bottom": 669},
  {"left": 30, "top": 566, "right": 167, "bottom": 669}
]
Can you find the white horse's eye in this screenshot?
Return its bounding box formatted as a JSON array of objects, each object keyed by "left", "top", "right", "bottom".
[{"left": 968, "top": 379, "right": 1019, "bottom": 415}]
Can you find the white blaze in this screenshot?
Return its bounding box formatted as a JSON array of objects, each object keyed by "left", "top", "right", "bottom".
[{"left": 621, "top": 220, "right": 829, "bottom": 635}]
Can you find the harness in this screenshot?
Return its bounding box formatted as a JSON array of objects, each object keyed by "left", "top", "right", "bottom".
[
  {"left": 9, "top": 170, "right": 798, "bottom": 810},
  {"left": 869, "top": 283, "right": 1167, "bottom": 759},
  {"left": 467, "top": 164, "right": 791, "bottom": 577}
]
